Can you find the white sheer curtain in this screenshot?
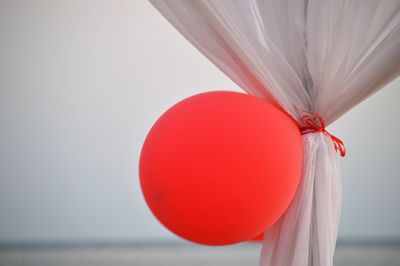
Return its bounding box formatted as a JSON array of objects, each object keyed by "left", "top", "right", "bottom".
[{"left": 148, "top": 1, "right": 400, "bottom": 265}]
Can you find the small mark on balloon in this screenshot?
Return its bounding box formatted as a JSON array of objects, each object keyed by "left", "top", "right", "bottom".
[{"left": 156, "top": 193, "right": 164, "bottom": 202}]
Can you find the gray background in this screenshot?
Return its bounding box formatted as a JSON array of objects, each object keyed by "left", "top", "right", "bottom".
[{"left": 0, "top": 0, "right": 399, "bottom": 245}]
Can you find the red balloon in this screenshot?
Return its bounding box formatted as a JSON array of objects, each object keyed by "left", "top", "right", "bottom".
[
  {"left": 250, "top": 232, "right": 264, "bottom": 242},
  {"left": 139, "top": 91, "right": 302, "bottom": 245}
]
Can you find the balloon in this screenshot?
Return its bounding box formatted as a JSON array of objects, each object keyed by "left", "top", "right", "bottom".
[
  {"left": 139, "top": 91, "right": 303, "bottom": 245},
  {"left": 250, "top": 232, "right": 264, "bottom": 242}
]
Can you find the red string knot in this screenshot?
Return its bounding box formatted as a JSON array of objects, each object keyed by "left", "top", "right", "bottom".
[{"left": 298, "top": 111, "right": 346, "bottom": 157}]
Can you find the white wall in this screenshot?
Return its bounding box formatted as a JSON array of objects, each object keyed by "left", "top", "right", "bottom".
[{"left": 0, "top": 0, "right": 399, "bottom": 244}]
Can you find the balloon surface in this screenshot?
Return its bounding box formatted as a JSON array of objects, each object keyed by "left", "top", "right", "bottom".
[{"left": 139, "top": 91, "right": 303, "bottom": 245}]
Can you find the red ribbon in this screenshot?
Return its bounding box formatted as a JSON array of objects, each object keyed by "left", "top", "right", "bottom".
[{"left": 299, "top": 111, "right": 346, "bottom": 157}]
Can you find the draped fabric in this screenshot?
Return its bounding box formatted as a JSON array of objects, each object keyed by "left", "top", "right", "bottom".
[{"left": 148, "top": 1, "right": 400, "bottom": 265}]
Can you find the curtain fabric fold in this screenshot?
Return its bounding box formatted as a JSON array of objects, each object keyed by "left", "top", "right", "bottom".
[{"left": 149, "top": 1, "right": 400, "bottom": 265}]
